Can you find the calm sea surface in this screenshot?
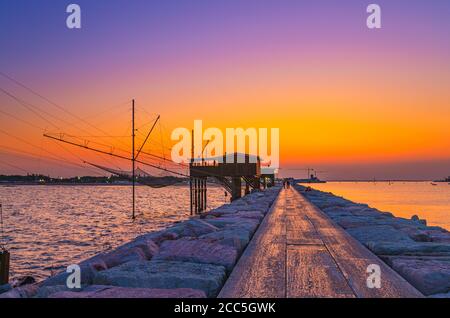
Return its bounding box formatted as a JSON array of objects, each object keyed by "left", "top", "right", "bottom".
[
  {"left": 0, "top": 185, "right": 227, "bottom": 281},
  {"left": 306, "top": 182, "right": 450, "bottom": 231}
]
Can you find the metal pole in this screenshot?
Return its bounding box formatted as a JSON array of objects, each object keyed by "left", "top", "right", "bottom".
[{"left": 132, "top": 99, "right": 136, "bottom": 220}]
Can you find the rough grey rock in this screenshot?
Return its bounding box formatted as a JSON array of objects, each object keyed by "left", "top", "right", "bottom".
[
  {"left": 347, "top": 225, "right": 414, "bottom": 245},
  {"left": 15, "top": 276, "right": 36, "bottom": 287},
  {"left": 389, "top": 258, "right": 450, "bottom": 296},
  {"left": 399, "top": 227, "right": 433, "bottom": 242},
  {"left": 311, "top": 198, "right": 351, "bottom": 209},
  {"left": 205, "top": 217, "right": 259, "bottom": 234},
  {"left": 138, "top": 230, "right": 179, "bottom": 246},
  {"left": 367, "top": 241, "right": 450, "bottom": 256},
  {"left": 219, "top": 211, "right": 264, "bottom": 221},
  {"left": 411, "top": 215, "right": 427, "bottom": 225},
  {"left": 237, "top": 205, "right": 269, "bottom": 213},
  {"left": 113, "top": 237, "right": 159, "bottom": 260},
  {"left": 332, "top": 216, "right": 378, "bottom": 229},
  {"left": 0, "top": 284, "right": 39, "bottom": 298},
  {"left": 208, "top": 205, "right": 240, "bottom": 214},
  {"left": 200, "top": 227, "right": 252, "bottom": 253},
  {"left": 426, "top": 229, "right": 450, "bottom": 243},
  {"left": 428, "top": 291, "right": 450, "bottom": 298},
  {"left": 35, "top": 285, "right": 108, "bottom": 298},
  {"left": 34, "top": 285, "right": 73, "bottom": 298},
  {"left": 321, "top": 207, "right": 354, "bottom": 218},
  {"left": 49, "top": 286, "right": 206, "bottom": 298},
  {"left": 102, "top": 247, "right": 147, "bottom": 268},
  {"left": 153, "top": 238, "right": 238, "bottom": 271},
  {"left": 165, "top": 219, "right": 219, "bottom": 238},
  {"left": 41, "top": 260, "right": 105, "bottom": 287},
  {"left": 0, "top": 284, "right": 12, "bottom": 294},
  {"left": 93, "top": 260, "right": 226, "bottom": 297}
]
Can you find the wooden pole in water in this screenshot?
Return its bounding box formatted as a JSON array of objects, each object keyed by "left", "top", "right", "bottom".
[
  {"left": 0, "top": 203, "right": 9, "bottom": 285},
  {"left": 0, "top": 250, "right": 9, "bottom": 285},
  {"left": 132, "top": 99, "right": 136, "bottom": 220},
  {"left": 203, "top": 178, "right": 207, "bottom": 211},
  {"left": 201, "top": 178, "right": 204, "bottom": 212},
  {"left": 197, "top": 179, "right": 200, "bottom": 214}
]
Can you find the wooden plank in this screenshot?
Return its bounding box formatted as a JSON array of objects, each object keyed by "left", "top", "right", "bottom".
[
  {"left": 285, "top": 196, "right": 323, "bottom": 245},
  {"left": 286, "top": 217, "right": 323, "bottom": 245},
  {"left": 287, "top": 236, "right": 323, "bottom": 246},
  {"left": 218, "top": 190, "right": 286, "bottom": 298},
  {"left": 287, "top": 245, "right": 355, "bottom": 298}
]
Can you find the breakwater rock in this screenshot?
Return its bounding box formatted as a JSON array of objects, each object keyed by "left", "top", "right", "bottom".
[
  {"left": 0, "top": 187, "right": 280, "bottom": 298},
  {"left": 297, "top": 185, "right": 450, "bottom": 297}
]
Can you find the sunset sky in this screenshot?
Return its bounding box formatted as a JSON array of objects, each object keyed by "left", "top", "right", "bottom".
[{"left": 0, "top": 0, "right": 449, "bottom": 180}]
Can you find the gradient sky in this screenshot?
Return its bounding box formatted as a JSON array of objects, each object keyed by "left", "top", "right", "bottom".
[{"left": 0, "top": 0, "right": 449, "bottom": 179}]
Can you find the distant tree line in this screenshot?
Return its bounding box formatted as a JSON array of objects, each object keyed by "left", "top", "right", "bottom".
[{"left": 0, "top": 174, "right": 130, "bottom": 184}]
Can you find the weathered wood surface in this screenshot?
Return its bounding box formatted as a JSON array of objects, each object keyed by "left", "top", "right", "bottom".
[
  {"left": 219, "top": 187, "right": 423, "bottom": 298},
  {"left": 218, "top": 190, "right": 287, "bottom": 298},
  {"left": 287, "top": 245, "right": 355, "bottom": 298}
]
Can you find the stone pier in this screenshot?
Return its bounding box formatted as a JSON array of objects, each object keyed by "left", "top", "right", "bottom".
[{"left": 219, "top": 187, "right": 423, "bottom": 298}]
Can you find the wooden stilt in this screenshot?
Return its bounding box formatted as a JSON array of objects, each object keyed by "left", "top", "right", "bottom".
[
  {"left": 189, "top": 177, "right": 193, "bottom": 215},
  {"left": 0, "top": 250, "right": 9, "bottom": 285},
  {"left": 231, "top": 177, "right": 242, "bottom": 201}
]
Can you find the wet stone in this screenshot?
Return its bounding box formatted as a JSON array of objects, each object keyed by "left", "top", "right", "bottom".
[
  {"left": 93, "top": 260, "right": 226, "bottom": 297},
  {"left": 49, "top": 286, "right": 206, "bottom": 298},
  {"left": 389, "top": 257, "right": 450, "bottom": 296},
  {"left": 153, "top": 237, "right": 238, "bottom": 272}
]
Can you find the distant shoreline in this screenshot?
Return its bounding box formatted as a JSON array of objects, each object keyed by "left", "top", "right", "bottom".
[
  {"left": 325, "top": 180, "right": 433, "bottom": 182},
  {"left": 0, "top": 182, "right": 186, "bottom": 186},
  {"left": 0, "top": 182, "right": 228, "bottom": 187}
]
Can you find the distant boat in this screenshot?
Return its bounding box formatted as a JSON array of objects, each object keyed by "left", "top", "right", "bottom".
[{"left": 431, "top": 182, "right": 438, "bottom": 186}]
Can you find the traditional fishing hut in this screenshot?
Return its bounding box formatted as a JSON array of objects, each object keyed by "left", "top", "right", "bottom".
[{"left": 189, "top": 153, "right": 262, "bottom": 215}]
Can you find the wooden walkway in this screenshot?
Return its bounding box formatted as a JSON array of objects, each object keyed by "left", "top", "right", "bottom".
[{"left": 219, "top": 187, "right": 423, "bottom": 298}]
